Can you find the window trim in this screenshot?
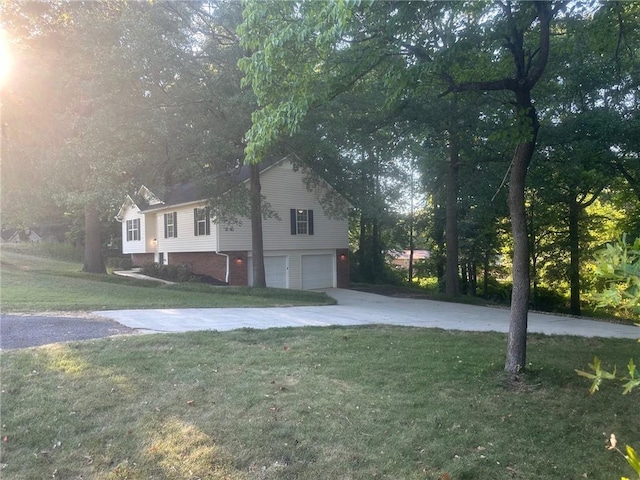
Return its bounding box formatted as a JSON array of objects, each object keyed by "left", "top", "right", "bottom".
[
  {"left": 194, "top": 207, "right": 211, "bottom": 236},
  {"left": 126, "top": 218, "right": 140, "bottom": 241},
  {"left": 164, "top": 212, "right": 178, "bottom": 238},
  {"left": 290, "top": 209, "right": 314, "bottom": 235}
]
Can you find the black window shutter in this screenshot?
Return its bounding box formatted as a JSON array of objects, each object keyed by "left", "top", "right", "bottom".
[
  {"left": 173, "top": 212, "right": 178, "bottom": 237},
  {"left": 205, "top": 208, "right": 211, "bottom": 235},
  {"left": 308, "top": 209, "right": 314, "bottom": 235},
  {"left": 290, "top": 209, "right": 297, "bottom": 235},
  {"left": 194, "top": 208, "right": 198, "bottom": 236},
  {"left": 164, "top": 214, "right": 168, "bottom": 238}
]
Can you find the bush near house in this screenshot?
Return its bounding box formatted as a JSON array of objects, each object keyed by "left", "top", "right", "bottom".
[
  {"left": 141, "top": 262, "right": 194, "bottom": 283},
  {"left": 106, "top": 256, "right": 133, "bottom": 270}
]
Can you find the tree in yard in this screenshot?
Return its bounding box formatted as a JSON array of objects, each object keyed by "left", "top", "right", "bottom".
[
  {"left": 2, "top": 2, "right": 138, "bottom": 272},
  {"left": 1, "top": 1, "right": 192, "bottom": 272},
  {"left": 531, "top": 119, "right": 616, "bottom": 315},
  {"left": 239, "top": 1, "right": 469, "bottom": 290},
  {"left": 525, "top": 0, "right": 639, "bottom": 316},
  {"left": 2, "top": 1, "right": 260, "bottom": 275},
  {"left": 439, "top": 1, "right": 559, "bottom": 373},
  {"left": 238, "top": 0, "right": 559, "bottom": 374},
  {"left": 587, "top": 2, "right": 640, "bottom": 204}
]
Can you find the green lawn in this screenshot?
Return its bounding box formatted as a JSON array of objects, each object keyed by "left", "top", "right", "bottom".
[
  {"left": 0, "top": 250, "right": 335, "bottom": 311},
  {"left": 1, "top": 247, "right": 638, "bottom": 479},
  {"left": 1, "top": 327, "right": 637, "bottom": 479}
]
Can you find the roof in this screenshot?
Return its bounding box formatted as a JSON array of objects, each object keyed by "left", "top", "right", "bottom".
[
  {"left": 154, "top": 181, "right": 204, "bottom": 209},
  {"left": 389, "top": 250, "right": 430, "bottom": 260},
  {"left": 140, "top": 162, "right": 256, "bottom": 212},
  {"left": 1, "top": 228, "right": 42, "bottom": 243},
  {"left": 116, "top": 156, "right": 350, "bottom": 221},
  {"left": 116, "top": 159, "right": 278, "bottom": 220}
]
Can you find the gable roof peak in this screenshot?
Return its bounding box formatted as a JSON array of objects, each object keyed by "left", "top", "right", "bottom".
[{"left": 137, "top": 185, "right": 164, "bottom": 206}]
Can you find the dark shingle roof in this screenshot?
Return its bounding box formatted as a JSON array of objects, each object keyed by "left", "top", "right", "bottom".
[
  {"left": 137, "top": 162, "right": 260, "bottom": 212},
  {"left": 161, "top": 181, "right": 204, "bottom": 207}
]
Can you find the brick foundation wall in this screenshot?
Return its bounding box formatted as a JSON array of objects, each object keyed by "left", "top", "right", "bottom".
[
  {"left": 168, "top": 251, "right": 248, "bottom": 286},
  {"left": 336, "top": 248, "right": 350, "bottom": 288},
  {"left": 131, "top": 253, "right": 154, "bottom": 267},
  {"left": 225, "top": 251, "right": 249, "bottom": 287}
]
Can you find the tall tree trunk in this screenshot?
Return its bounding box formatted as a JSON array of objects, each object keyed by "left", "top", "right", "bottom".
[
  {"left": 483, "top": 252, "right": 490, "bottom": 299},
  {"left": 443, "top": 1, "right": 553, "bottom": 374},
  {"left": 529, "top": 209, "right": 538, "bottom": 308},
  {"left": 408, "top": 231, "right": 414, "bottom": 285},
  {"left": 408, "top": 166, "right": 415, "bottom": 285},
  {"left": 567, "top": 188, "right": 602, "bottom": 315},
  {"left": 358, "top": 213, "right": 368, "bottom": 280},
  {"left": 250, "top": 163, "right": 266, "bottom": 287},
  {"left": 504, "top": 94, "right": 539, "bottom": 374},
  {"left": 433, "top": 201, "right": 446, "bottom": 291},
  {"left": 469, "top": 261, "right": 477, "bottom": 296},
  {"left": 372, "top": 217, "right": 383, "bottom": 283},
  {"left": 445, "top": 128, "right": 460, "bottom": 296},
  {"left": 83, "top": 204, "right": 106, "bottom": 274},
  {"left": 529, "top": 196, "right": 539, "bottom": 311},
  {"left": 568, "top": 197, "right": 581, "bottom": 315}
]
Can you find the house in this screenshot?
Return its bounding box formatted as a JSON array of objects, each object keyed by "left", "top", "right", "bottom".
[
  {"left": 389, "top": 249, "right": 430, "bottom": 270},
  {"left": 116, "top": 158, "right": 351, "bottom": 290},
  {"left": 1, "top": 228, "right": 42, "bottom": 243}
]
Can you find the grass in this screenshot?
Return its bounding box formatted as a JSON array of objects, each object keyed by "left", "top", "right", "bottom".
[
  {"left": 1, "top": 327, "right": 638, "bottom": 479},
  {"left": 0, "top": 250, "right": 335, "bottom": 312},
  {"left": 1, "top": 246, "right": 638, "bottom": 478}
]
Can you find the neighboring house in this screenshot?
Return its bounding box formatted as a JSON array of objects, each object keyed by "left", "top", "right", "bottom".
[
  {"left": 1, "top": 228, "right": 42, "bottom": 243},
  {"left": 389, "top": 249, "right": 430, "bottom": 270},
  {"left": 116, "top": 158, "right": 351, "bottom": 290}
]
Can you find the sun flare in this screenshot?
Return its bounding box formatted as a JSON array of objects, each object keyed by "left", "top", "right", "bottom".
[{"left": 0, "top": 28, "right": 13, "bottom": 88}]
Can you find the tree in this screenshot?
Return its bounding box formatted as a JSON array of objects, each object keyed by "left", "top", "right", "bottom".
[
  {"left": 2, "top": 1, "right": 258, "bottom": 273},
  {"left": 3, "top": 2, "right": 140, "bottom": 272},
  {"left": 2, "top": 1, "right": 186, "bottom": 271},
  {"left": 249, "top": 163, "right": 266, "bottom": 287},
  {"left": 439, "top": 1, "right": 557, "bottom": 373},
  {"left": 239, "top": 0, "right": 558, "bottom": 373}
]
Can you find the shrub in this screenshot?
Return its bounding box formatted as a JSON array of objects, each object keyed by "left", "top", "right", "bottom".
[
  {"left": 479, "top": 278, "right": 511, "bottom": 304},
  {"left": 578, "top": 235, "right": 640, "bottom": 479},
  {"left": 141, "top": 262, "right": 193, "bottom": 283},
  {"left": 414, "top": 276, "right": 439, "bottom": 292},
  {"left": 106, "top": 256, "right": 133, "bottom": 270},
  {"left": 591, "top": 235, "right": 640, "bottom": 316},
  {"left": 531, "top": 286, "right": 569, "bottom": 312}
]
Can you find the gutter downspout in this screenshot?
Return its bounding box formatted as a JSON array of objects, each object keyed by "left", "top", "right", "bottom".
[
  {"left": 214, "top": 222, "right": 230, "bottom": 284},
  {"left": 218, "top": 251, "right": 230, "bottom": 284}
]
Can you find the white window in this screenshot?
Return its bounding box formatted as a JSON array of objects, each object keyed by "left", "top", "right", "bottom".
[
  {"left": 126, "top": 218, "right": 140, "bottom": 241},
  {"left": 296, "top": 209, "right": 308, "bottom": 234},
  {"left": 290, "top": 209, "right": 314, "bottom": 235},
  {"left": 194, "top": 207, "right": 210, "bottom": 236},
  {"left": 164, "top": 212, "right": 177, "bottom": 238}
]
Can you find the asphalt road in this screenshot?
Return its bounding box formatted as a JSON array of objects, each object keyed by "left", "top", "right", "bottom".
[{"left": 0, "top": 314, "right": 134, "bottom": 350}]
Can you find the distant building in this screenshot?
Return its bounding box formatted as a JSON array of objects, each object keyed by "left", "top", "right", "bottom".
[
  {"left": 1, "top": 228, "right": 42, "bottom": 244},
  {"left": 389, "top": 249, "right": 430, "bottom": 270}
]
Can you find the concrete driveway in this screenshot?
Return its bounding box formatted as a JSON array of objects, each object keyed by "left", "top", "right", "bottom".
[{"left": 96, "top": 288, "right": 639, "bottom": 339}]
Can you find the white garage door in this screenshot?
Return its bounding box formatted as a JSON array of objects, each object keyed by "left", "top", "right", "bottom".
[
  {"left": 302, "top": 254, "right": 334, "bottom": 290},
  {"left": 249, "top": 255, "right": 288, "bottom": 288}
]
